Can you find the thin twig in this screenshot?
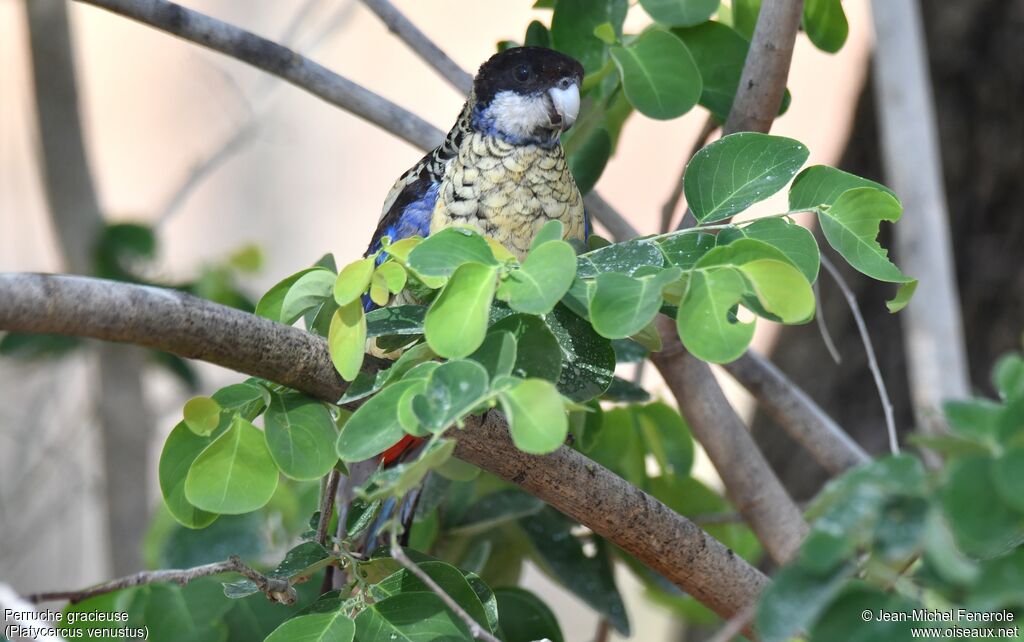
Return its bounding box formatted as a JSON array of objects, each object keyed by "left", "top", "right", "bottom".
[
  {"left": 361, "top": 0, "right": 473, "bottom": 94},
  {"left": 390, "top": 533, "right": 501, "bottom": 642},
  {"left": 813, "top": 277, "right": 843, "bottom": 364},
  {"left": 821, "top": 255, "right": 899, "bottom": 455},
  {"left": 316, "top": 468, "right": 343, "bottom": 546},
  {"left": 583, "top": 192, "right": 639, "bottom": 241},
  {"left": 74, "top": 0, "right": 445, "bottom": 151},
  {"left": 661, "top": 115, "right": 717, "bottom": 232},
  {"left": 28, "top": 555, "right": 296, "bottom": 605}
]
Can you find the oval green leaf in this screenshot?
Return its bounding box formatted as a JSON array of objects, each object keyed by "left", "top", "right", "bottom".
[
  {"left": 336, "top": 379, "right": 425, "bottom": 462},
  {"left": 610, "top": 30, "right": 701, "bottom": 120},
  {"left": 407, "top": 227, "right": 498, "bottom": 278},
  {"left": 685, "top": 132, "right": 809, "bottom": 223},
  {"left": 281, "top": 268, "right": 335, "bottom": 325},
  {"left": 497, "top": 240, "right": 577, "bottom": 315},
  {"left": 184, "top": 415, "right": 279, "bottom": 515},
  {"left": 328, "top": 300, "right": 366, "bottom": 382},
  {"left": 589, "top": 268, "right": 682, "bottom": 339},
  {"left": 676, "top": 267, "right": 755, "bottom": 363},
  {"left": 333, "top": 257, "right": 375, "bottom": 306},
  {"left": 424, "top": 262, "right": 498, "bottom": 358},
  {"left": 265, "top": 611, "right": 354, "bottom": 642},
  {"left": 738, "top": 259, "right": 815, "bottom": 323},
  {"left": 159, "top": 422, "right": 218, "bottom": 528},
  {"left": 183, "top": 396, "right": 221, "bottom": 436},
  {"left": 500, "top": 378, "right": 568, "bottom": 454},
  {"left": 803, "top": 0, "right": 848, "bottom": 53},
  {"left": 817, "top": 187, "right": 912, "bottom": 283},
  {"left": 640, "top": 0, "right": 719, "bottom": 27},
  {"left": 264, "top": 391, "right": 339, "bottom": 481}
]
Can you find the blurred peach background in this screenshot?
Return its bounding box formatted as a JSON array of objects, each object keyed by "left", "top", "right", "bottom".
[{"left": 0, "top": 1, "right": 872, "bottom": 639}]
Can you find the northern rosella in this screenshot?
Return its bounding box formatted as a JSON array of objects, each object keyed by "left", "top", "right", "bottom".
[{"left": 364, "top": 47, "right": 586, "bottom": 472}]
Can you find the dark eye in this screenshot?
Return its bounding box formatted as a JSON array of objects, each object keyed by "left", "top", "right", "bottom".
[{"left": 514, "top": 64, "right": 532, "bottom": 82}]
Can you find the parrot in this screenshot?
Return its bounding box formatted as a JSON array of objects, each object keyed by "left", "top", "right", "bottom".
[{"left": 355, "top": 46, "right": 586, "bottom": 552}]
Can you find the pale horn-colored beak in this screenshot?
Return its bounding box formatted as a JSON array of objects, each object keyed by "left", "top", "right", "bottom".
[{"left": 548, "top": 80, "right": 581, "bottom": 131}]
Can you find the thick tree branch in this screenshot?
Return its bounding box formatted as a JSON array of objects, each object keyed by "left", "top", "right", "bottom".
[
  {"left": 651, "top": 320, "right": 808, "bottom": 564},
  {"left": 360, "top": 0, "right": 473, "bottom": 94},
  {"left": 0, "top": 273, "right": 768, "bottom": 620},
  {"left": 721, "top": 351, "right": 870, "bottom": 473},
  {"left": 723, "top": 0, "right": 804, "bottom": 136},
  {"left": 28, "top": 555, "right": 296, "bottom": 605},
  {"left": 74, "top": 0, "right": 445, "bottom": 151}
]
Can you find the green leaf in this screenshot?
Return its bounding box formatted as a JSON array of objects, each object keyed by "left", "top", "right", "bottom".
[
  {"left": 183, "top": 396, "right": 221, "bottom": 436},
  {"left": 500, "top": 379, "right": 569, "bottom": 454},
  {"left": 354, "top": 592, "right": 472, "bottom": 641},
  {"left": 490, "top": 313, "right": 563, "bottom": 382},
  {"left": 281, "top": 268, "right": 335, "bottom": 325},
  {"left": 497, "top": 240, "right": 577, "bottom": 315},
  {"left": 602, "top": 376, "right": 651, "bottom": 402},
  {"left": 213, "top": 382, "right": 270, "bottom": 420},
  {"left": 817, "top": 187, "right": 914, "bottom": 285},
  {"left": 940, "top": 455, "right": 1024, "bottom": 558},
  {"left": 789, "top": 164, "right": 896, "bottom": 211},
  {"left": 590, "top": 268, "right": 682, "bottom": 338},
  {"left": 676, "top": 267, "right": 755, "bottom": 362},
  {"left": 336, "top": 379, "right": 425, "bottom": 462},
  {"left": 756, "top": 561, "right": 855, "bottom": 642},
  {"left": 640, "top": 0, "right": 719, "bottom": 27},
  {"left": 376, "top": 261, "right": 408, "bottom": 294},
  {"left": 992, "top": 445, "right": 1024, "bottom": 514},
  {"left": 411, "top": 360, "right": 491, "bottom": 432},
  {"left": 407, "top": 227, "right": 498, "bottom": 278},
  {"left": 159, "top": 422, "right": 218, "bottom": 528},
  {"left": 470, "top": 331, "right": 517, "bottom": 380},
  {"left": 609, "top": 30, "right": 701, "bottom": 120},
  {"left": 738, "top": 259, "right": 815, "bottom": 323},
  {"left": 263, "top": 391, "right": 338, "bottom": 481},
  {"left": 803, "top": 0, "right": 848, "bottom": 53},
  {"left": 145, "top": 580, "right": 231, "bottom": 642},
  {"left": 685, "top": 132, "right": 809, "bottom": 223},
  {"left": 545, "top": 305, "right": 616, "bottom": 402},
  {"left": 371, "top": 561, "right": 492, "bottom": 634},
  {"left": 521, "top": 507, "right": 630, "bottom": 635},
  {"left": 808, "top": 584, "right": 917, "bottom": 642},
  {"left": 657, "top": 231, "right": 717, "bottom": 269},
  {"left": 358, "top": 439, "right": 456, "bottom": 503},
  {"left": 994, "top": 353, "right": 1024, "bottom": 402},
  {"left": 257, "top": 268, "right": 324, "bottom": 322},
  {"left": 568, "top": 127, "right": 612, "bottom": 194},
  {"left": 732, "top": 0, "right": 761, "bottom": 39},
  {"left": 886, "top": 280, "right": 918, "bottom": 313},
  {"left": 184, "top": 415, "right": 279, "bottom": 514},
  {"left": 525, "top": 20, "right": 551, "bottom": 48},
  {"left": 333, "top": 258, "right": 375, "bottom": 306},
  {"left": 264, "top": 611, "right": 354, "bottom": 642},
  {"left": 579, "top": 238, "right": 666, "bottom": 277},
  {"left": 636, "top": 402, "right": 694, "bottom": 477},
  {"left": 449, "top": 489, "right": 545, "bottom": 536},
  {"left": 328, "top": 301, "right": 366, "bottom": 381},
  {"left": 673, "top": 21, "right": 754, "bottom": 122},
  {"left": 366, "top": 305, "right": 426, "bottom": 338},
  {"left": 551, "top": 0, "right": 618, "bottom": 74},
  {"left": 530, "top": 219, "right": 565, "bottom": 251},
  {"left": 718, "top": 217, "right": 820, "bottom": 282},
  {"left": 424, "top": 263, "right": 498, "bottom": 358},
  {"left": 494, "top": 587, "right": 565, "bottom": 642}
]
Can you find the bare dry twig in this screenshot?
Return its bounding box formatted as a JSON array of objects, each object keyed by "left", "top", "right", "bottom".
[
  {"left": 28, "top": 555, "right": 296, "bottom": 605},
  {"left": 316, "top": 468, "right": 343, "bottom": 547}
]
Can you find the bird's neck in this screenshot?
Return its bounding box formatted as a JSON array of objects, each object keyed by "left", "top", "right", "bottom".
[{"left": 468, "top": 97, "right": 561, "bottom": 149}]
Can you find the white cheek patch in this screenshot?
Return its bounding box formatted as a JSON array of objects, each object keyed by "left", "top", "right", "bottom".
[
  {"left": 548, "top": 84, "right": 580, "bottom": 128},
  {"left": 488, "top": 90, "right": 553, "bottom": 139}
]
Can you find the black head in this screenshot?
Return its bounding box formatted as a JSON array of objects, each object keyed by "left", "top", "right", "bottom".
[
  {"left": 471, "top": 47, "right": 584, "bottom": 143},
  {"left": 474, "top": 47, "right": 584, "bottom": 105}
]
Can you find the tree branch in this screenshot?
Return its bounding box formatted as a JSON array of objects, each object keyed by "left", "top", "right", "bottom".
[
  {"left": 650, "top": 320, "right": 808, "bottom": 564},
  {"left": 721, "top": 351, "right": 870, "bottom": 473},
  {"left": 73, "top": 0, "right": 445, "bottom": 151},
  {"left": 28, "top": 555, "right": 296, "bottom": 605},
  {"left": 0, "top": 273, "right": 768, "bottom": 620},
  {"left": 316, "top": 468, "right": 342, "bottom": 547},
  {"left": 360, "top": 0, "right": 473, "bottom": 94},
  {"left": 723, "top": 0, "right": 805, "bottom": 136}
]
